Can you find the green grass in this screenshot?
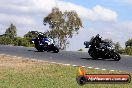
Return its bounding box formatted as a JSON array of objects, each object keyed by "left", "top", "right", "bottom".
[{"left": 0, "top": 56, "right": 131, "bottom": 88}]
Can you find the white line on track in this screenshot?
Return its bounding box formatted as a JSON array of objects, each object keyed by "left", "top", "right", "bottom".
[
  {"left": 72, "top": 65, "right": 78, "bottom": 67},
  {"left": 64, "top": 64, "right": 70, "bottom": 66},
  {"left": 95, "top": 68, "right": 100, "bottom": 70},
  {"left": 102, "top": 69, "right": 106, "bottom": 70},
  {"left": 88, "top": 67, "right": 92, "bottom": 69},
  {"left": 110, "top": 70, "right": 115, "bottom": 71}
]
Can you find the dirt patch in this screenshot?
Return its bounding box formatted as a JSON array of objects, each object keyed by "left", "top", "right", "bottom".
[{"left": 0, "top": 54, "right": 49, "bottom": 69}]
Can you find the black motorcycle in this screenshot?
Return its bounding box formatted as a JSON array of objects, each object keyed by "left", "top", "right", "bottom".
[{"left": 84, "top": 38, "right": 121, "bottom": 61}]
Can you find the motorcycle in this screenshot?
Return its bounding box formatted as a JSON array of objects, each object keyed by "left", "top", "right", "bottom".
[
  {"left": 84, "top": 38, "right": 121, "bottom": 61},
  {"left": 31, "top": 32, "right": 59, "bottom": 53}
]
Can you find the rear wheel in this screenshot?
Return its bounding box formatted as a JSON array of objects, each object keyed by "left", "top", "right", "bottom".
[{"left": 112, "top": 52, "right": 121, "bottom": 61}]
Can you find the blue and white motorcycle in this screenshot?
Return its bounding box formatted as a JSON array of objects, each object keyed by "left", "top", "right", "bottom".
[{"left": 31, "top": 32, "right": 59, "bottom": 53}]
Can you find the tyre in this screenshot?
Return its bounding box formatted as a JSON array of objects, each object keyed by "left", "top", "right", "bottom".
[
  {"left": 91, "top": 55, "right": 98, "bottom": 60},
  {"left": 53, "top": 46, "right": 59, "bottom": 53},
  {"left": 35, "top": 38, "right": 43, "bottom": 52},
  {"left": 35, "top": 45, "right": 43, "bottom": 52},
  {"left": 88, "top": 50, "right": 98, "bottom": 60},
  {"left": 76, "top": 76, "right": 87, "bottom": 85},
  {"left": 112, "top": 52, "right": 121, "bottom": 61}
]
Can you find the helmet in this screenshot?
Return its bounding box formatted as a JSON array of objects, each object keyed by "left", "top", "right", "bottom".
[
  {"left": 96, "top": 34, "right": 101, "bottom": 39},
  {"left": 96, "top": 34, "right": 100, "bottom": 37}
]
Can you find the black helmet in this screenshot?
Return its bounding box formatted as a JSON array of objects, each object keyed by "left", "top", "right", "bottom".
[
  {"left": 96, "top": 34, "right": 100, "bottom": 37},
  {"left": 96, "top": 34, "right": 102, "bottom": 39}
]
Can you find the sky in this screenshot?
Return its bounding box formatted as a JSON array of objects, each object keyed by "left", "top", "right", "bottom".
[{"left": 0, "top": 0, "right": 132, "bottom": 51}]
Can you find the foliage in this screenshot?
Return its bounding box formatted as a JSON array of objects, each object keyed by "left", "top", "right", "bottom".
[
  {"left": 0, "top": 24, "right": 34, "bottom": 47},
  {"left": 24, "top": 31, "right": 38, "bottom": 44},
  {"left": 0, "top": 37, "right": 13, "bottom": 45},
  {"left": 0, "top": 24, "right": 35, "bottom": 47},
  {"left": 114, "top": 42, "right": 120, "bottom": 50},
  {"left": 125, "top": 47, "right": 132, "bottom": 55},
  {"left": 4, "top": 24, "right": 17, "bottom": 39},
  {"left": 24, "top": 31, "right": 38, "bottom": 39},
  {"left": 125, "top": 38, "right": 132, "bottom": 47},
  {"left": 0, "top": 36, "right": 32, "bottom": 47},
  {"left": 43, "top": 7, "right": 83, "bottom": 50},
  {"left": 124, "top": 38, "right": 132, "bottom": 55},
  {"left": 0, "top": 24, "right": 17, "bottom": 45},
  {"left": 13, "top": 37, "right": 22, "bottom": 46},
  {"left": 13, "top": 37, "right": 30, "bottom": 47},
  {"left": 114, "top": 42, "right": 123, "bottom": 53},
  {"left": 78, "top": 49, "right": 83, "bottom": 51}
]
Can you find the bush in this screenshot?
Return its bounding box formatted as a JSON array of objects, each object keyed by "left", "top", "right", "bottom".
[
  {"left": 0, "top": 37, "right": 13, "bottom": 45},
  {"left": 78, "top": 49, "right": 83, "bottom": 51},
  {"left": 13, "top": 37, "right": 31, "bottom": 47},
  {"left": 0, "top": 37, "right": 33, "bottom": 47},
  {"left": 117, "top": 49, "right": 125, "bottom": 54},
  {"left": 13, "top": 37, "right": 22, "bottom": 46},
  {"left": 124, "top": 47, "right": 132, "bottom": 55}
]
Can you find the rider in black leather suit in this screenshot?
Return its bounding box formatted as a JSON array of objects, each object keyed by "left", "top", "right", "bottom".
[{"left": 91, "top": 34, "right": 102, "bottom": 49}]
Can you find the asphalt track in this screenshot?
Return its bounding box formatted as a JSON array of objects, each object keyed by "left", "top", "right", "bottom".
[{"left": 0, "top": 45, "right": 132, "bottom": 72}]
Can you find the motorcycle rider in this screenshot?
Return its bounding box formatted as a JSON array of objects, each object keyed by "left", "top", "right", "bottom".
[
  {"left": 92, "top": 34, "right": 110, "bottom": 53},
  {"left": 91, "top": 34, "right": 102, "bottom": 49},
  {"left": 86, "top": 34, "right": 121, "bottom": 61}
]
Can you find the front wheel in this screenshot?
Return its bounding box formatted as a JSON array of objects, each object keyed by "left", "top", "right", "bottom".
[
  {"left": 88, "top": 50, "right": 98, "bottom": 60},
  {"left": 53, "top": 46, "right": 59, "bottom": 53},
  {"left": 35, "top": 38, "right": 43, "bottom": 52},
  {"left": 35, "top": 45, "right": 43, "bottom": 52},
  {"left": 112, "top": 52, "right": 121, "bottom": 61}
]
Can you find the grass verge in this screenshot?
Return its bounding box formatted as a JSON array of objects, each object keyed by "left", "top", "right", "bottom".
[{"left": 0, "top": 55, "right": 131, "bottom": 88}]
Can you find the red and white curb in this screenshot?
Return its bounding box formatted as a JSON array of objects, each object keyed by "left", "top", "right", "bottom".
[
  {"left": 0, "top": 54, "right": 116, "bottom": 72},
  {"left": 72, "top": 64, "right": 115, "bottom": 72}
]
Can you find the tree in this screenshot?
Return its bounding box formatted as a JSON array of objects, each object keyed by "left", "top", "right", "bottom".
[
  {"left": 5, "top": 24, "right": 17, "bottom": 39},
  {"left": 125, "top": 47, "right": 132, "bottom": 55},
  {"left": 13, "top": 37, "right": 23, "bottom": 46},
  {"left": 13, "top": 37, "right": 30, "bottom": 47},
  {"left": 43, "top": 7, "right": 83, "bottom": 50},
  {"left": 0, "top": 36, "right": 13, "bottom": 45},
  {"left": 125, "top": 38, "right": 132, "bottom": 47},
  {"left": 114, "top": 42, "right": 123, "bottom": 53},
  {"left": 24, "top": 31, "right": 39, "bottom": 47},
  {"left": 0, "top": 24, "right": 16, "bottom": 45},
  {"left": 124, "top": 38, "right": 132, "bottom": 55},
  {"left": 24, "top": 31, "right": 38, "bottom": 39}
]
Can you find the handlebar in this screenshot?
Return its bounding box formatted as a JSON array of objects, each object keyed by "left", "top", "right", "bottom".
[{"left": 84, "top": 41, "right": 90, "bottom": 48}]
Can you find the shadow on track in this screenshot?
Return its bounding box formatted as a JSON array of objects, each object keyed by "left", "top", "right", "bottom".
[
  {"left": 28, "top": 50, "right": 56, "bottom": 53},
  {"left": 81, "top": 57, "right": 103, "bottom": 61},
  {"left": 28, "top": 50, "right": 37, "bottom": 52},
  {"left": 80, "top": 57, "right": 115, "bottom": 61},
  {"left": 81, "top": 57, "right": 94, "bottom": 60}
]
